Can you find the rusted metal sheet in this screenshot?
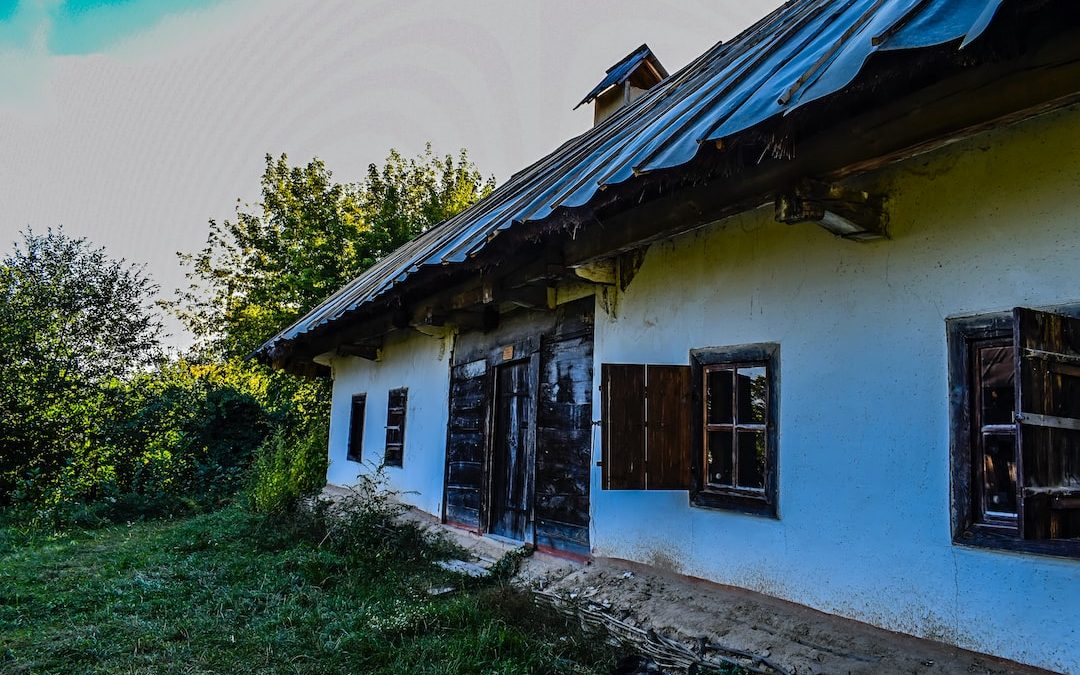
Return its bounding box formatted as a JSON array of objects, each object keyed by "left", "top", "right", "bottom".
[{"left": 258, "top": 0, "right": 1009, "bottom": 359}]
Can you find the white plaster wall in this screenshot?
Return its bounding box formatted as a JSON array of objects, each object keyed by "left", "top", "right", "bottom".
[
  {"left": 327, "top": 329, "right": 452, "bottom": 517},
  {"left": 590, "top": 107, "right": 1080, "bottom": 673}
]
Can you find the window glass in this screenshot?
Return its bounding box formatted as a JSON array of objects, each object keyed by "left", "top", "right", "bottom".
[
  {"left": 981, "top": 432, "right": 1017, "bottom": 516},
  {"left": 737, "top": 430, "right": 766, "bottom": 490},
  {"left": 737, "top": 366, "right": 767, "bottom": 425},
  {"left": 706, "top": 430, "right": 733, "bottom": 487},
  {"left": 706, "top": 369, "right": 732, "bottom": 425},
  {"left": 703, "top": 362, "right": 770, "bottom": 493},
  {"left": 978, "top": 345, "right": 1014, "bottom": 426}
]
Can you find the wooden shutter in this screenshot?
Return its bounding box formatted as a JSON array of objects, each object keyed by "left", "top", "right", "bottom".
[
  {"left": 384, "top": 388, "right": 407, "bottom": 467},
  {"left": 601, "top": 364, "right": 645, "bottom": 489},
  {"left": 1014, "top": 307, "right": 1080, "bottom": 540},
  {"left": 646, "top": 365, "right": 692, "bottom": 489},
  {"left": 347, "top": 394, "right": 366, "bottom": 462}
]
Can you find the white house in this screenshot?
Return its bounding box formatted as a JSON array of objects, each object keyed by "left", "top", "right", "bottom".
[{"left": 258, "top": 1, "right": 1080, "bottom": 671}]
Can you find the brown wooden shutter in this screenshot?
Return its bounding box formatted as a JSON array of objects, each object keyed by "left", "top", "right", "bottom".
[
  {"left": 1014, "top": 307, "right": 1080, "bottom": 540},
  {"left": 601, "top": 364, "right": 645, "bottom": 489},
  {"left": 384, "top": 388, "right": 407, "bottom": 467},
  {"left": 646, "top": 365, "right": 692, "bottom": 489}
]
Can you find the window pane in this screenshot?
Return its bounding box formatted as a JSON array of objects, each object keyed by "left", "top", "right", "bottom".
[
  {"left": 978, "top": 345, "right": 1014, "bottom": 426},
  {"left": 706, "top": 370, "right": 733, "bottom": 424},
  {"left": 706, "top": 430, "right": 733, "bottom": 487},
  {"left": 736, "top": 366, "right": 767, "bottom": 425},
  {"left": 736, "top": 431, "right": 766, "bottom": 489},
  {"left": 981, "top": 432, "right": 1017, "bottom": 516}
]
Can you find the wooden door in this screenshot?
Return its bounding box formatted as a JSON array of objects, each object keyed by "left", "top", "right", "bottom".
[
  {"left": 444, "top": 360, "right": 490, "bottom": 529},
  {"left": 489, "top": 357, "right": 537, "bottom": 541}
]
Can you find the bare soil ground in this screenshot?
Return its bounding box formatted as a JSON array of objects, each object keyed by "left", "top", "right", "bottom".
[
  {"left": 531, "top": 558, "right": 1052, "bottom": 675},
  {"left": 322, "top": 487, "right": 1054, "bottom": 675}
]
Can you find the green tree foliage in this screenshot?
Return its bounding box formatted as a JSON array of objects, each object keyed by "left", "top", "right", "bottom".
[
  {"left": 1, "top": 146, "right": 493, "bottom": 525},
  {"left": 0, "top": 228, "right": 163, "bottom": 505},
  {"left": 171, "top": 146, "right": 493, "bottom": 512},
  {"left": 174, "top": 146, "right": 495, "bottom": 358}
]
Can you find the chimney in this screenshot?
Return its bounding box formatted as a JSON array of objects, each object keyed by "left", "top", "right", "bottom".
[{"left": 575, "top": 44, "right": 668, "bottom": 127}]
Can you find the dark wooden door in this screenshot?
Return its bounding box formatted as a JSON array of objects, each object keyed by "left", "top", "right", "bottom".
[
  {"left": 444, "top": 360, "right": 490, "bottom": 529},
  {"left": 489, "top": 358, "right": 536, "bottom": 541}
]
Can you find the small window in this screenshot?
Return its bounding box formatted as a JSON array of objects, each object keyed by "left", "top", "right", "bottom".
[
  {"left": 347, "top": 394, "right": 366, "bottom": 463},
  {"left": 691, "top": 344, "right": 779, "bottom": 517},
  {"left": 599, "top": 344, "right": 779, "bottom": 520},
  {"left": 384, "top": 388, "right": 407, "bottom": 467},
  {"left": 948, "top": 308, "right": 1080, "bottom": 557}
]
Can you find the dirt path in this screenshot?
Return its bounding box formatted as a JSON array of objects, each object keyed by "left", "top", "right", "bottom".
[
  {"left": 322, "top": 488, "right": 1054, "bottom": 674},
  {"left": 532, "top": 558, "right": 1054, "bottom": 675}
]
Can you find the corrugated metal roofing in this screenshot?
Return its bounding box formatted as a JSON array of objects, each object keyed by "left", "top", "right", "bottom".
[
  {"left": 259, "top": 0, "right": 1006, "bottom": 356},
  {"left": 574, "top": 44, "right": 665, "bottom": 110}
]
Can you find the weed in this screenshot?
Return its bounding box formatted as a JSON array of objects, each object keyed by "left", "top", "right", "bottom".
[{"left": 0, "top": 484, "right": 618, "bottom": 673}]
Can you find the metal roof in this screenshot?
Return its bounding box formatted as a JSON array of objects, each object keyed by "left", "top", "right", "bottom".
[
  {"left": 259, "top": 0, "right": 1006, "bottom": 357},
  {"left": 574, "top": 44, "right": 668, "bottom": 110}
]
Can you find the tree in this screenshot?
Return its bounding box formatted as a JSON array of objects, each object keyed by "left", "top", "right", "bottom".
[
  {"left": 0, "top": 228, "right": 163, "bottom": 503},
  {"left": 174, "top": 145, "right": 495, "bottom": 358},
  {"left": 170, "top": 146, "right": 494, "bottom": 513}
]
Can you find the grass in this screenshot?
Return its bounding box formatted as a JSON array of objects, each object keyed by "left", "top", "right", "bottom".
[{"left": 0, "top": 504, "right": 619, "bottom": 674}]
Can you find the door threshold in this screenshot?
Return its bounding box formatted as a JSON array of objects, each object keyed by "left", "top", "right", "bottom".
[{"left": 485, "top": 533, "right": 531, "bottom": 548}]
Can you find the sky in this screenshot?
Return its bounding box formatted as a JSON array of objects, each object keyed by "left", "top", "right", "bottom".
[{"left": 0, "top": 0, "right": 782, "bottom": 346}]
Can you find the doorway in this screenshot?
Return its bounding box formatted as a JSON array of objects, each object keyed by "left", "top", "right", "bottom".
[{"left": 488, "top": 357, "right": 536, "bottom": 542}]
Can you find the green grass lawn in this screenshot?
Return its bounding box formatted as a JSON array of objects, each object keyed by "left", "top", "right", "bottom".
[{"left": 0, "top": 506, "right": 617, "bottom": 674}]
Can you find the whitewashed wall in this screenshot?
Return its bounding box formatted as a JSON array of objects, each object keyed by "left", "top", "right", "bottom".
[
  {"left": 589, "top": 107, "right": 1080, "bottom": 673},
  {"left": 327, "top": 329, "right": 453, "bottom": 516}
]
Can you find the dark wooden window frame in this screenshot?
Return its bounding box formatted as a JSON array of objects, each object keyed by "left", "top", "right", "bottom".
[
  {"left": 346, "top": 393, "right": 366, "bottom": 463},
  {"left": 690, "top": 343, "right": 779, "bottom": 518},
  {"left": 383, "top": 388, "right": 408, "bottom": 468},
  {"left": 948, "top": 311, "right": 1080, "bottom": 559}
]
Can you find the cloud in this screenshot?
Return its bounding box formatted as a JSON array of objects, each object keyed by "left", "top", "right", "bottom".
[
  {"left": 0, "top": 0, "right": 233, "bottom": 107},
  {"left": 48, "top": 0, "right": 225, "bottom": 55},
  {"left": 0, "top": 0, "right": 57, "bottom": 103}
]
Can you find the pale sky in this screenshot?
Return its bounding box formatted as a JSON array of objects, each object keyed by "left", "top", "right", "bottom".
[{"left": 0, "top": 0, "right": 781, "bottom": 346}]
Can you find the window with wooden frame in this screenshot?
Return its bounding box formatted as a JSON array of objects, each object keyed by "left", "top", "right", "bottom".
[
  {"left": 691, "top": 344, "right": 779, "bottom": 517},
  {"left": 600, "top": 364, "right": 691, "bottom": 490},
  {"left": 346, "top": 394, "right": 366, "bottom": 463},
  {"left": 949, "top": 308, "right": 1080, "bottom": 557},
  {"left": 383, "top": 388, "right": 407, "bottom": 467}
]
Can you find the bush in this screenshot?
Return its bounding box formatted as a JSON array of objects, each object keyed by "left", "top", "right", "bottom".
[
  {"left": 247, "top": 419, "right": 328, "bottom": 514},
  {"left": 8, "top": 358, "right": 293, "bottom": 528}
]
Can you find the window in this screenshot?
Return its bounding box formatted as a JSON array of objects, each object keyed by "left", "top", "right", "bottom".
[
  {"left": 949, "top": 307, "right": 1080, "bottom": 557},
  {"left": 347, "top": 394, "right": 366, "bottom": 462},
  {"left": 691, "top": 344, "right": 779, "bottom": 516},
  {"left": 599, "top": 342, "right": 779, "bottom": 518},
  {"left": 384, "top": 388, "right": 407, "bottom": 467}
]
